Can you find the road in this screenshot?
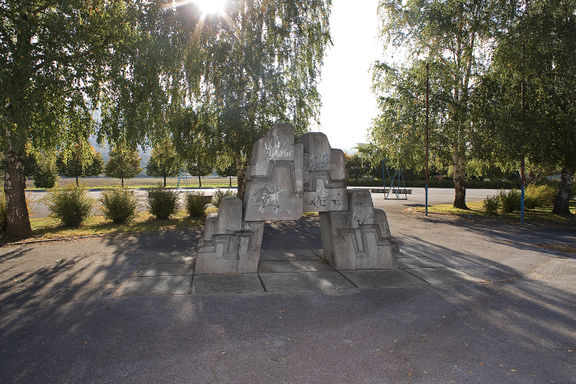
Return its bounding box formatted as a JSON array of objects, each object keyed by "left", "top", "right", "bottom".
[{"left": 25, "top": 187, "right": 499, "bottom": 218}]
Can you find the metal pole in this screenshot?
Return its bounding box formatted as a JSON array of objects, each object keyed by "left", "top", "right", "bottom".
[
  {"left": 425, "top": 62, "right": 430, "bottom": 216},
  {"left": 520, "top": 3, "right": 527, "bottom": 225}
]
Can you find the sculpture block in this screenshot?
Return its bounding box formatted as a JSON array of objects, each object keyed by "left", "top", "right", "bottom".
[
  {"left": 319, "top": 189, "right": 397, "bottom": 270},
  {"left": 244, "top": 123, "right": 304, "bottom": 221},
  {"left": 196, "top": 197, "right": 264, "bottom": 274},
  {"left": 301, "top": 133, "right": 348, "bottom": 212}
]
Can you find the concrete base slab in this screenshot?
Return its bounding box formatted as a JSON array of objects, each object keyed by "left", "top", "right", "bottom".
[
  {"left": 140, "top": 253, "right": 194, "bottom": 264},
  {"left": 258, "top": 261, "right": 333, "bottom": 273},
  {"left": 341, "top": 269, "right": 429, "bottom": 288},
  {"left": 132, "top": 263, "right": 195, "bottom": 277},
  {"left": 259, "top": 271, "right": 356, "bottom": 292},
  {"left": 405, "top": 267, "right": 485, "bottom": 285},
  {"left": 398, "top": 256, "right": 446, "bottom": 269},
  {"left": 192, "top": 274, "right": 264, "bottom": 295},
  {"left": 115, "top": 276, "right": 192, "bottom": 296},
  {"left": 260, "top": 249, "right": 320, "bottom": 261}
]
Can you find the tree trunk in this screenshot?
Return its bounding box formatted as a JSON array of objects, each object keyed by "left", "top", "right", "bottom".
[
  {"left": 75, "top": 174, "right": 79, "bottom": 186},
  {"left": 163, "top": 176, "right": 167, "bottom": 187},
  {"left": 229, "top": 176, "right": 232, "bottom": 188},
  {"left": 236, "top": 156, "right": 248, "bottom": 200},
  {"left": 121, "top": 177, "right": 124, "bottom": 187},
  {"left": 4, "top": 153, "right": 33, "bottom": 239},
  {"left": 452, "top": 151, "right": 469, "bottom": 209},
  {"left": 552, "top": 169, "right": 574, "bottom": 215},
  {"left": 198, "top": 175, "right": 202, "bottom": 188}
]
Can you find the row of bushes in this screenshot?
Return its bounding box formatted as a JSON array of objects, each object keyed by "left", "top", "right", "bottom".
[
  {"left": 0, "top": 187, "right": 236, "bottom": 231},
  {"left": 348, "top": 178, "right": 523, "bottom": 189},
  {"left": 483, "top": 185, "right": 557, "bottom": 215}
]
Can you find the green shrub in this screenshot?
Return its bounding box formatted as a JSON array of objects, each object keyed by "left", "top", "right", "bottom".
[
  {"left": 148, "top": 187, "right": 178, "bottom": 220},
  {"left": 47, "top": 185, "right": 93, "bottom": 227},
  {"left": 33, "top": 157, "right": 58, "bottom": 188},
  {"left": 212, "top": 189, "right": 236, "bottom": 208},
  {"left": 0, "top": 194, "right": 7, "bottom": 232},
  {"left": 525, "top": 184, "right": 556, "bottom": 209},
  {"left": 499, "top": 189, "right": 521, "bottom": 213},
  {"left": 100, "top": 188, "right": 138, "bottom": 224},
  {"left": 186, "top": 192, "right": 209, "bottom": 217},
  {"left": 483, "top": 195, "right": 499, "bottom": 216}
]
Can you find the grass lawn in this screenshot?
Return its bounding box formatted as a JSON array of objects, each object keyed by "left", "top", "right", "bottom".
[
  {"left": 2, "top": 211, "right": 205, "bottom": 244},
  {"left": 419, "top": 201, "right": 576, "bottom": 225},
  {"left": 25, "top": 176, "right": 238, "bottom": 190}
]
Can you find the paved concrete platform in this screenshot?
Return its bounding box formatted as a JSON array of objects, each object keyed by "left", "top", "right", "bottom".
[
  {"left": 259, "top": 271, "right": 356, "bottom": 292},
  {"left": 259, "top": 249, "right": 320, "bottom": 261},
  {"left": 405, "top": 266, "right": 485, "bottom": 285},
  {"left": 192, "top": 274, "right": 265, "bottom": 295},
  {"left": 398, "top": 254, "right": 447, "bottom": 269},
  {"left": 115, "top": 275, "right": 192, "bottom": 296},
  {"left": 258, "top": 260, "right": 333, "bottom": 273},
  {"left": 132, "top": 263, "right": 195, "bottom": 276},
  {"left": 341, "top": 269, "right": 429, "bottom": 288}
]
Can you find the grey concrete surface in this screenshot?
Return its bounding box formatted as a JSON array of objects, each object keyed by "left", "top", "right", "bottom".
[
  {"left": 1, "top": 209, "right": 575, "bottom": 383},
  {"left": 341, "top": 269, "right": 429, "bottom": 288},
  {"left": 115, "top": 275, "right": 193, "bottom": 296},
  {"left": 192, "top": 274, "right": 265, "bottom": 295},
  {"left": 258, "top": 260, "right": 333, "bottom": 273},
  {"left": 259, "top": 271, "right": 356, "bottom": 292}
]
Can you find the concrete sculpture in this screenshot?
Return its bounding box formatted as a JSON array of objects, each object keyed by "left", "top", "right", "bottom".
[
  {"left": 319, "top": 189, "right": 397, "bottom": 270},
  {"left": 195, "top": 123, "right": 398, "bottom": 274}
]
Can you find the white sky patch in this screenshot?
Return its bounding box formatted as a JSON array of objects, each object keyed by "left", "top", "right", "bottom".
[{"left": 314, "top": 0, "right": 383, "bottom": 154}]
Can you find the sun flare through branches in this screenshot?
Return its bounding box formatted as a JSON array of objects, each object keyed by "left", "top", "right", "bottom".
[{"left": 164, "top": 0, "right": 228, "bottom": 16}]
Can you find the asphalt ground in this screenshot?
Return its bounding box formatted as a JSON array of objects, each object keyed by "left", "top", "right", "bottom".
[{"left": 1, "top": 194, "right": 575, "bottom": 383}]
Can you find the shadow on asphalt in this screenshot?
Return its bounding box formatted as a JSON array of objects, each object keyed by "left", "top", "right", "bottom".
[
  {"left": 1, "top": 219, "right": 575, "bottom": 382},
  {"left": 261, "top": 216, "right": 322, "bottom": 250},
  {"left": 416, "top": 215, "right": 576, "bottom": 259}
]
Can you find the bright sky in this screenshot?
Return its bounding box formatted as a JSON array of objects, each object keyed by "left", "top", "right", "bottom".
[{"left": 314, "top": 0, "right": 382, "bottom": 154}]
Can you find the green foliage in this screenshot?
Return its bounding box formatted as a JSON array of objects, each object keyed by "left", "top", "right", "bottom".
[
  {"left": 47, "top": 186, "right": 93, "bottom": 228},
  {"left": 374, "top": 0, "right": 513, "bottom": 208},
  {"left": 525, "top": 185, "right": 556, "bottom": 209},
  {"left": 0, "top": 194, "right": 6, "bottom": 232},
  {"left": 499, "top": 190, "right": 522, "bottom": 213},
  {"left": 212, "top": 190, "right": 236, "bottom": 208},
  {"left": 57, "top": 143, "right": 104, "bottom": 182},
  {"left": 104, "top": 144, "right": 142, "bottom": 186},
  {"left": 186, "top": 192, "right": 209, "bottom": 217},
  {"left": 215, "top": 157, "right": 237, "bottom": 187},
  {"left": 33, "top": 155, "right": 58, "bottom": 189},
  {"left": 146, "top": 138, "right": 182, "bottom": 187},
  {"left": 483, "top": 195, "right": 500, "bottom": 216},
  {"left": 345, "top": 153, "right": 373, "bottom": 180},
  {"left": 148, "top": 188, "right": 179, "bottom": 220},
  {"left": 100, "top": 188, "right": 138, "bottom": 224},
  {"left": 476, "top": 0, "right": 576, "bottom": 213}
]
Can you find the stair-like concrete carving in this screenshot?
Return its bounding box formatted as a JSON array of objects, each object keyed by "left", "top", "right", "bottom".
[
  {"left": 319, "top": 189, "right": 397, "bottom": 270},
  {"left": 301, "top": 132, "right": 348, "bottom": 212},
  {"left": 195, "top": 197, "right": 264, "bottom": 274}
]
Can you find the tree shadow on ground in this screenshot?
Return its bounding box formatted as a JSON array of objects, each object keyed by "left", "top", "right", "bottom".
[
  {"left": 261, "top": 216, "right": 322, "bottom": 250},
  {"left": 1, "top": 222, "right": 575, "bottom": 383},
  {"left": 414, "top": 214, "right": 576, "bottom": 258}
]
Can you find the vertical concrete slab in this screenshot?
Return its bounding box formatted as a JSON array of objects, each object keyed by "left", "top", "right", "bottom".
[
  {"left": 244, "top": 124, "right": 304, "bottom": 221},
  {"left": 320, "top": 189, "right": 398, "bottom": 270},
  {"left": 196, "top": 197, "right": 264, "bottom": 274},
  {"left": 301, "top": 133, "right": 348, "bottom": 212}
]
